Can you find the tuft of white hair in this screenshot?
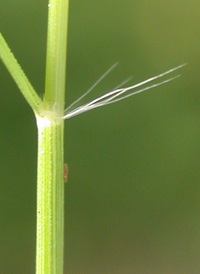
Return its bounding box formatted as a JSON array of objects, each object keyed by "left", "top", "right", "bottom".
[{"left": 63, "top": 63, "right": 186, "bottom": 120}]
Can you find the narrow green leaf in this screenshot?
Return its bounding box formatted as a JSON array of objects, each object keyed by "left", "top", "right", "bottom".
[{"left": 0, "top": 33, "right": 43, "bottom": 112}]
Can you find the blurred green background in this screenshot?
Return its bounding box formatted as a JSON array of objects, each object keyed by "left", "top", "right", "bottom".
[{"left": 0, "top": 1, "right": 200, "bottom": 273}]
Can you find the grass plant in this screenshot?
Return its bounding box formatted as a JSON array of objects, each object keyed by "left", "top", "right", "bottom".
[{"left": 0, "top": 1, "right": 185, "bottom": 273}]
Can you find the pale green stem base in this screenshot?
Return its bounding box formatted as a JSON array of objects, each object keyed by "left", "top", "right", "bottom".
[{"left": 36, "top": 115, "right": 64, "bottom": 274}]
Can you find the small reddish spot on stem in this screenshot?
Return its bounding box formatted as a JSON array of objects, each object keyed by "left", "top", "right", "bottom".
[{"left": 63, "top": 163, "right": 68, "bottom": 182}]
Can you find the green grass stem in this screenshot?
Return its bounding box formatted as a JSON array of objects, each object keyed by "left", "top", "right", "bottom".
[
  {"left": 36, "top": 0, "right": 69, "bottom": 273},
  {"left": 44, "top": 0, "right": 69, "bottom": 110},
  {"left": 36, "top": 115, "right": 64, "bottom": 274}
]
